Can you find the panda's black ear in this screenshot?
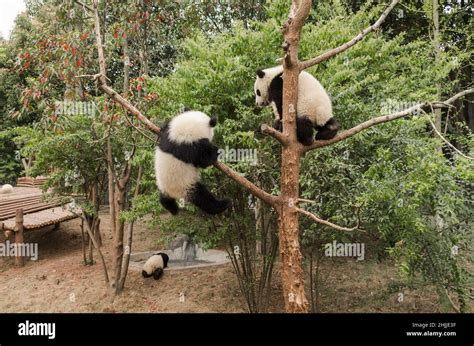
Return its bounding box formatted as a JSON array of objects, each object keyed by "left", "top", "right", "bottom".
[
  {"left": 209, "top": 116, "right": 217, "bottom": 127},
  {"left": 256, "top": 69, "right": 265, "bottom": 78}
]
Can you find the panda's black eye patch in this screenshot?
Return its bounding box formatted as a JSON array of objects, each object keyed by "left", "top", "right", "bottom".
[{"left": 256, "top": 89, "right": 261, "bottom": 97}]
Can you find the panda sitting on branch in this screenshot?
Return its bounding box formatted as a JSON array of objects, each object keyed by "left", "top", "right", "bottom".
[
  {"left": 154, "top": 110, "right": 232, "bottom": 215},
  {"left": 254, "top": 65, "right": 339, "bottom": 145}
]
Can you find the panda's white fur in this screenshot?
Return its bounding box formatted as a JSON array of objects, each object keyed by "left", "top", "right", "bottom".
[
  {"left": 168, "top": 111, "right": 215, "bottom": 144},
  {"left": 0, "top": 184, "right": 13, "bottom": 194},
  {"left": 142, "top": 252, "right": 169, "bottom": 280},
  {"left": 154, "top": 149, "right": 200, "bottom": 200},
  {"left": 254, "top": 65, "right": 339, "bottom": 145},
  {"left": 142, "top": 254, "right": 166, "bottom": 274},
  {"left": 154, "top": 111, "right": 232, "bottom": 215},
  {"left": 155, "top": 111, "right": 213, "bottom": 201}
]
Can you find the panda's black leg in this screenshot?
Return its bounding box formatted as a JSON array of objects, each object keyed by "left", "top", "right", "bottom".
[
  {"left": 142, "top": 270, "right": 152, "bottom": 278},
  {"left": 315, "top": 118, "right": 339, "bottom": 140},
  {"left": 296, "top": 116, "right": 315, "bottom": 146},
  {"left": 152, "top": 268, "right": 164, "bottom": 280},
  {"left": 160, "top": 194, "right": 179, "bottom": 215},
  {"left": 189, "top": 182, "right": 232, "bottom": 215}
]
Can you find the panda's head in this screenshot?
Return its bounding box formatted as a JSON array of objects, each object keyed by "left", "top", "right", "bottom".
[
  {"left": 168, "top": 111, "right": 217, "bottom": 144},
  {"left": 254, "top": 65, "right": 283, "bottom": 107}
]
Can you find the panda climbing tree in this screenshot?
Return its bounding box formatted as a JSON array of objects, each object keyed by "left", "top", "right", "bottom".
[{"left": 89, "top": 0, "right": 474, "bottom": 313}]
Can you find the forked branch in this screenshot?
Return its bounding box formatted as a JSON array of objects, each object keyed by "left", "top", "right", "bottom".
[
  {"left": 260, "top": 123, "right": 289, "bottom": 145},
  {"left": 300, "top": 0, "right": 400, "bottom": 70},
  {"left": 296, "top": 207, "right": 363, "bottom": 232}
]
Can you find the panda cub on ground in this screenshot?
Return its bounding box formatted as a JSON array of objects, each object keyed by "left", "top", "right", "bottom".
[
  {"left": 142, "top": 252, "right": 169, "bottom": 280},
  {"left": 155, "top": 110, "right": 232, "bottom": 215},
  {"left": 254, "top": 65, "right": 339, "bottom": 145}
]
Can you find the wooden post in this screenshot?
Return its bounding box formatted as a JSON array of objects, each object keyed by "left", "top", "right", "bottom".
[{"left": 15, "top": 208, "right": 25, "bottom": 267}]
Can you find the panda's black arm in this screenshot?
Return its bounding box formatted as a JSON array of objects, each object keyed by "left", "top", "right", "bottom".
[
  {"left": 159, "top": 138, "right": 218, "bottom": 168},
  {"left": 194, "top": 139, "right": 219, "bottom": 168}
]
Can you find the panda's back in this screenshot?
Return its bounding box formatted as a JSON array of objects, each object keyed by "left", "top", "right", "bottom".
[
  {"left": 143, "top": 255, "right": 164, "bottom": 273},
  {"left": 154, "top": 148, "right": 200, "bottom": 200},
  {"left": 297, "top": 71, "right": 333, "bottom": 126}
]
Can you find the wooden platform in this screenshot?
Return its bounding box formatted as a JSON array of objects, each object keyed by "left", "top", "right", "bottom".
[
  {"left": 0, "top": 186, "right": 80, "bottom": 266},
  {"left": 1, "top": 207, "right": 78, "bottom": 231}
]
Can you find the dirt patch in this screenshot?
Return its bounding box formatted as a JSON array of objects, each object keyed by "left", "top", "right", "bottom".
[{"left": 0, "top": 209, "right": 470, "bottom": 313}]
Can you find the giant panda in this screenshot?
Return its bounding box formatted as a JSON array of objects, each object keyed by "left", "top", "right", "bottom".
[
  {"left": 254, "top": 65, "right": 339, "bottom": 145},
  {"left": 155, "top": 110, "right": 232, "bottom": 215},
  {"left": 142, "top": 252, "right": 169, "bottom": 280}
]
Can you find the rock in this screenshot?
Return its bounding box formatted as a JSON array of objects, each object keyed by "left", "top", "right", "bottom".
[{"left": 0, "top": 184, "right": 13, "bottom": 194}]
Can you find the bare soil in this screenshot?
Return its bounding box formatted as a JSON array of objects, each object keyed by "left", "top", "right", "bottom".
[{"left": 0, "top": 210, "right": 470, "bottom": 313}]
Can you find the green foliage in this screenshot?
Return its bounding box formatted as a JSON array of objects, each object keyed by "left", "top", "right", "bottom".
[
  {"left": 0, "top": 131, "right": 21, "bottom": 184},
  {"left": 11, "top": 114, "right": 105, "bottom": 196},
  {"left": 147, "top": 0, "right": 473, "bottom": 310},
  {"left": 0, "top": 0, "right": 471, "bottom": 311}
]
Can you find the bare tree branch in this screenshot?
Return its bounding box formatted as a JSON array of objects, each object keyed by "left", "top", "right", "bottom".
[
  {"left": 422, "top": 107, "right": 474, "bottom": 160},
  {"left": 300, "top": 0, "right": 400, "bottom": 70},
  {"left": 295, "top": 207, "right": 363, "bottom": 232},
  {"left": 93, "top": 0, "right": 106, "bottom": 78},
  {"left": 118, "top": 143, "right": 136, "bottom": 190},
  {"left": 81, "top": 214, "right": 110, "bottom": 284},
  {"left": 297, "top": 198, "right": 317, "bottom": 205},
  {"left": 444, "top": 288, "right": 461, "bottom": 313},
  {"left": 303, "top": 88, "right": 474, "bottom": 153},
  {"left": 260, "top": 124, "right": 289, "bottom": 145},
  {"left": 105, "top": 126, "right": 120, "bottom": 187},
  {"left": 100, "top": 81, "right": 162, "bottom": 134},
  {"left": 73, "top": 0, "right": 93, "bottom": 13},
  {"left": 118, "top": 164, "right": 143, "bottom": 291}
]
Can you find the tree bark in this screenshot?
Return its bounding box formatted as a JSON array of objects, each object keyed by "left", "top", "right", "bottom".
[
  {"left": 118, "top": 164, "right": 143, "bottom": 292},
  {"left": 112, "top": 187, "right": 126, "bottom": 293},
  {"left": 276, "top": 0, "right": 312, "bottom": 312},
  {"left": 432, "top": 0, "right": 442, "bottom": 133},
  {"left": 122, "top": 32, "right": 130, "bottom": 96}
]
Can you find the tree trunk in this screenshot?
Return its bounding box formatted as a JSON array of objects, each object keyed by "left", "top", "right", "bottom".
[
  {"left": 277, "top": 19, "right": 309, "bottom": 310},
  {"left": 279, "top": 144, "right": 308, "bottom": 312},
  {"left": 123, "top": 32, "right": 130, "bottom": 96},
  {"left": 112, "top": 187, "right": 126, "bottom": 293},
  {"left": 432, "top": 0, "right": 442, "bottom": 133},
  {"left": 106, "top": 135, "right": 117, "bottom": 294}
]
